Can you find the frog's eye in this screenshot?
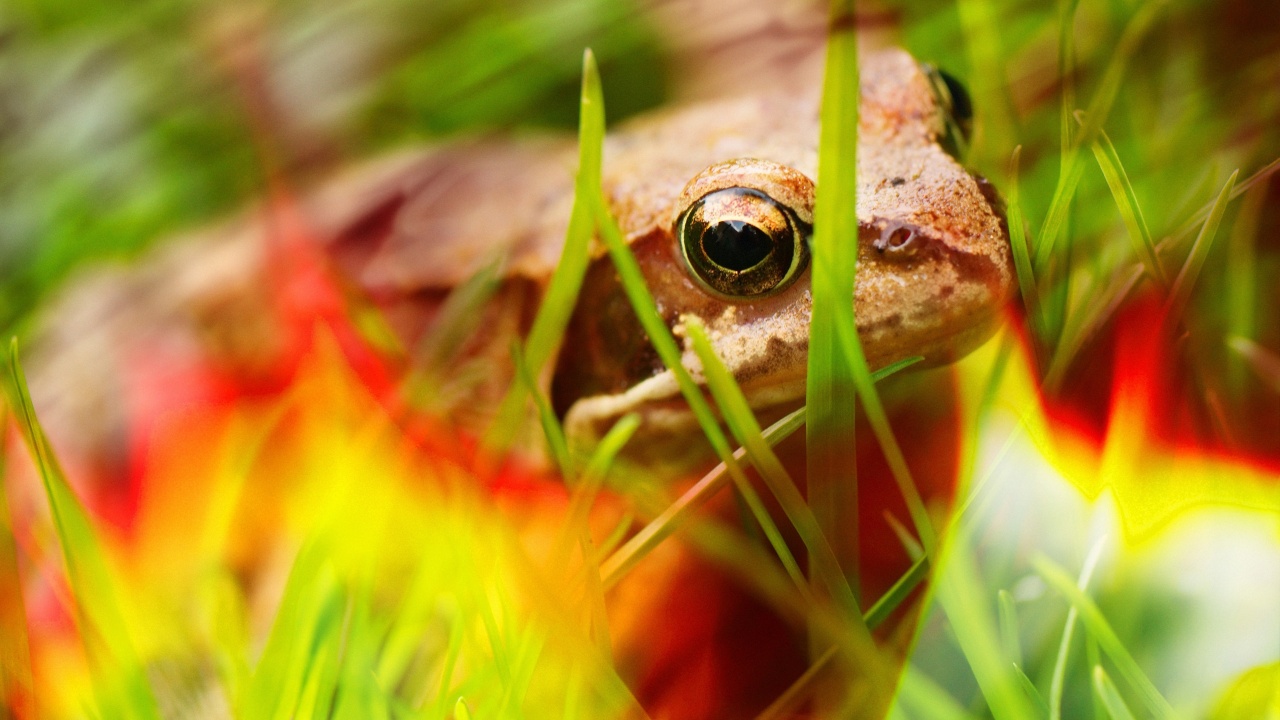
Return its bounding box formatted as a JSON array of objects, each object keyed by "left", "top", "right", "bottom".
[
  {"left": 923, "top": 64, "right": 973, "bottom": 159},
  {"left": 677, "top": 187, "right": 809, "bottom": 299}
]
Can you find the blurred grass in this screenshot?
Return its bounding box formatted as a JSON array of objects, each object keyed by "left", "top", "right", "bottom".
[
  {"left": 0, "top": 0, "right": 665, "bottom": 335},
  {"left": 4, "top": 339, "right": 160, "bottom": 719}
]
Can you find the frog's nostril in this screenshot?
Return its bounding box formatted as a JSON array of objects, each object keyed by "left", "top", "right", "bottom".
[
  {"left": 887, "top": 226, "right": 914, "bottom": 248},
  {"left": 875, "top": 222, "right": 921, "bottom": 257}
]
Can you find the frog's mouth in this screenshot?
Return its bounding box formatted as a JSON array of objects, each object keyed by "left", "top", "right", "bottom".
[{"left": 558, "top": 364, "right": 810, "bottom": 451}]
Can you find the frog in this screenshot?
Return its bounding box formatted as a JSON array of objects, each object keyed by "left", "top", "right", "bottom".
[
  {"left": 324, "top": 47, "right": 1013, "bottom": 449},
  {"left": 26, "top": 46, "right": 1010, "bottom": 472}
]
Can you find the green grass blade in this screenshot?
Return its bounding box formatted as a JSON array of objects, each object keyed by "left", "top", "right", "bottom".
[
  {"left": 0, "top": 410, "right": 35, "bottom": 716},
  {"left": 1164, "top": 170, "right": 1238, "bottom": 322},
  {"left": 835, "top": 327, "right": 935, "bottom": 556},
  {"left": 582, "top": 414, "right": 640, "bottom": 481},
  {"left": 598, "top": 358, "right": 918, "bottom": 589},
  {"left": 417, "top": 259, "right": 504, "bottom": 373},
  {"left": 512, "top": 342, "right": 572, "bottom": 478},
  {"left": 894, "top": 664, "right": 982, "bottom": 720},
  {"left": 485, "top": 48, "right": 604, "bottom": 451},
  {"left": 1033, "top": 554, "right": 1177, "bottom": 718},
  {"left": 884, "top": 511, "right": 924, "bottom": 562},
  {"left": 863, "top": 556, "right": 928, "bottom": 630},
  {"left": 934, "top": 530, "right": 1035, "bottom": 720},
  {"left": 1047, "top": 538, "right": 1107, "bottom": 720},
  {"left": 241, "top": 546, "right": 346, "bottom": 720},
  {"left": 1087, "top": 636, "right": 1107, "bottom": 720},
  {"left": 1223, "top": 185, "right": 1265, "bottom": 392},
  {"left": 1013, "top": 663, "right": 1050, "bottom": 719},
  {"left": 1227, "top": 336, "right": 1280, "bottom": 393},
  {"left": 1043, "top": 265, "right": 1144, "bottom": 393},
  {"left": 997, "top": 589, "right": 1021, "bottom": 667},
  {"left": 1093, "top": 666, "right": 1138, "bottom": 720},
  {"left": 3, "top": 338, "right": 160, "bottom": 720},
  {"left": 1057, "top": 0, "right": 1081, "bottom": 158},
  {"left": 808, "top": 0, "right": 863, "bottom": 597},
  {"left": 687, "top": 318, "right": 860, "bottom": 618},
  {"left": 1037, "top": 0, "right": 1166, "bottom": 274},
  {"left": 580, "top": 55, "right": 809, "bottom": 602},
  {"left": 1007, "top": 147, "right": 1039, "bottom": 329},
  {"left": 1032, "top": 157, "right": 1086, "bottom": 275},
  {"left": 1074, "top": 0, "right": 1168, "bottom": 151},
  {"left": 1087, "top": 120, "right": 1167, "bottom": 288}
]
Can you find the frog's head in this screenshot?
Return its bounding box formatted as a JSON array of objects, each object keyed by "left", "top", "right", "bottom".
[{"left": 553, "top": 49, "right": 1013, "bottom": 447}]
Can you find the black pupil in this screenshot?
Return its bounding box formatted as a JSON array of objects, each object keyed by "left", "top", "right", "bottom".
[
  {"left": 938, "top": 69, "right": 973, "bottom": 125},
  {"left": 702, "top": 220, "right": 773, "bottom": 272}
]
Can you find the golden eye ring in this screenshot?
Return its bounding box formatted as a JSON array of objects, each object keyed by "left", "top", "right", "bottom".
[{"left": 677, "top": 187, "right": 810, "bottom": 299}]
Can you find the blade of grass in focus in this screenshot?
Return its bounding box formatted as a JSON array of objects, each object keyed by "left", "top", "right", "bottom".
[
  {"left": 598, "top": 356, "right": 920, "bottom": 591},
  {"left": 1223, "top": 185, "right": 1265, "bottom": 393},
  {"left": 1165, "top": 170, "right": 1238, "bottom": 323},
  {"left": 3, "top": 339, "right": 161, "bottom": 720},
  {"left": 686, "top": 317, "right": 859, "bottom": 617},
  {"left": 577, "top": 50, "right": 811, "bottom": 601},
  {"left": 808, "top": 0, "right": 863, "bottom": 602},
  {"left": 486, "top": 48, "right": 604, "bottom": 453},
  {"left": 1057, "top": 0, "right": 1081, "bottom": 159},
  {"left": 835, "top": 327, "right": 935, "bottom": 554},
  {"left": 1034, "top": 0, "right": 1166, "bottom": 304},
  {"left": 1007, "top": 147, "right": 1038, "bottom": 328},
  {"left": 815, "top": 0, "right": 935, "bottom": 565},
  {"left": 1088, "top": 120, "right": 1167, "bottom": 289}
]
